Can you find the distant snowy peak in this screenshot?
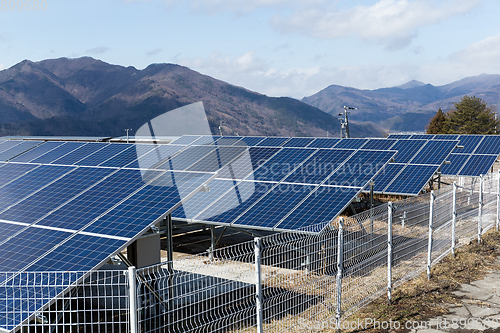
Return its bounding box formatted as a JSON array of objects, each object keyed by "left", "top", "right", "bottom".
[{"left": 395, "top": 80, "right": 427, "bottom": 89}]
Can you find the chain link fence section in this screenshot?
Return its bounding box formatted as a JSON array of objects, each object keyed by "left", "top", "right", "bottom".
[{"left": 4, "top": 270, "right": 130, "bottom": 332}]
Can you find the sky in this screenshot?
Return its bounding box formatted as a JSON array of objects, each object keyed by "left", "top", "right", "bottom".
[{"left": 1, "top": 0, "right": 500, "bottom": 98}]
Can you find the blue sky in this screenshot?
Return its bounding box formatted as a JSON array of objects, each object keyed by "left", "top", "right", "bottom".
[{"left": 1, "top": 0, "right": 500, "bottom": 98}]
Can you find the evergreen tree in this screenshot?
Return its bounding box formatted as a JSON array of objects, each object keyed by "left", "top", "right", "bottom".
[
  {"left": 426, "top": 108, "right": 446, "bottom": 134},
  {"left": 445, "top": 95, "right": 498, "bottom": 134}
]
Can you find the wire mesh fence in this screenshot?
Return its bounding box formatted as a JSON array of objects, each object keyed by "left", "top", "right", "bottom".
[{"left": 4, "top": 173, "right": 500, "bottom": 332}]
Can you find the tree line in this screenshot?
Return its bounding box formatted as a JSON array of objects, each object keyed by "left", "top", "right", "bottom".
[{"left": 427, "top": 95, "right": 498, "bottom": 134}]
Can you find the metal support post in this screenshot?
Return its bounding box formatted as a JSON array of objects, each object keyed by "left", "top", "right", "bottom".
[
  {"left": 387, "top": 202, "right": 393, "bottom": 303},
  {"left": 128, "top": 266, "right": 138, "bottom": 333},
  {"left": 427, "top": 191, "right": 435, "bottom": 280},
  {"left": 497, "top": 171, "right": 500, "bottom": 232},
  {"left": 478, "top": 175, "right": 483, "bottom": 243},
  {"left": 401, "top": 211, "right": 406, "bottom": 228},
  {"left": 336, "top": 217, "right": 344, "bottom": 329},
  {"left": 370, "top": 181, "right": 374, "bottom": 246},
  {"left": 209, "top": 225, "right": 215, "bottom": 262},
  {"left": 254, "top": 237, "right": 264, "bottom": 333},
  {"left": 452, "top": 182, "right": 457, "bottom": 257}
]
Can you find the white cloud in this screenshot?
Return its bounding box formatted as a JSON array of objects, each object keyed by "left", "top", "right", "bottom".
[
  {"left": 0, "top": 64, "right": 4, "bottom": 70},
  {"left": 85, "top": 47, "right": 110, "bottom": 54},
  {"left": 271, "top": 0, "right": 480, "bottom": 50},
  {"left": 451, "top": 33, "right": 500, "bottom": 68},
  {"left": 146, "top": 48, "right": 162, "bottom": 56}
]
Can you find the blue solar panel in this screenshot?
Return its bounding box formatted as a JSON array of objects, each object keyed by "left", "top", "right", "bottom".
[
  {"left": 0, "top": 141, "right": 42, "bottom": 161},
  {"left": 125, "top": 144, "right": 186, "bottom": 169},
  {"left": 282, "top": 149, "right": 355, "bottom": 185},
  {"left": 390, "top": 140, "right": 426, "bottom": 163},
  {"left": 255, "top": 137, "right": 290, "bottom": 147},
  {"left": 0, "top": 141, "right": 23, "bottom": 154},
  {"left": 433, "top": 134, "right": 459, "bottom": 140},
  {"left": 0, "top": 227, "right": 70, "bottom": 271},
  {"left": 99, "top": 144, "right": 156, "bottom": 168},
  {"left": 50, "top": 142, "right": 108, "bottom": 165},
  {"left": 334, "top": 138, "right": 368, "bottom": 149},
  {"left": 0, "top": 164, "right": 39, "bottom": 187},
  {"left": 410, "top": 140, "right": 457, "bottom": 165},
  {"left": 36, "top": 169, "right": 161, "bottom": 230},
  {"left": 75, "top": 143, "right": 133, "bottom": 166},
  {"left": 307, "top": 138, "right": 340, "bottom": 148},
  {"left": 411, "top": 134, "right": 435, "bottom": 140},
  {"left": 372, "top": 163, "right": 405, "bottom": 192},
  {"left": 9, "top": 142, "right": 66, "bottom": 163},
  {"left": 239, "top": 136, "right": 266, "bottom": 146},
  {"left": 387, "top": 134, "right": 412, "bottom": 139},
  {"left": 215, "top": 137, "right": 244, "bottom": 146},
  {"left": 282, "top": 137, "right": 316, "bottom": 148},
  {"left": 0, "top": 222, "right": 26, "bottom": 244},
  {"left": 440, "top": 153, "right": 470, "bottom": 176},
  {"left": 153, "top": 145, "right": 215, "bottom": 171},
  {"left": 474, "top": 136, "right": 500, "bottom": 155},
  {"left": 384, "top": 164, "right": 438, "bottom": 195},
  {"left": 275, "top": 186, "right": 360, "bottom": 231},
  {"left": 29, "top": 234, "right": 126, "bottom": 272},
  {"left": 0, "top": 165, "right": 75, "bottom": 212},
  {"left": 169, "top": 135, "right": 201, "bottom": 145},
  {"left": 325, "top": 150, "right": 397, "bottom": 188},
  {"left": 83, "top": 171, "right": 214, "bottom": 238},
  {"left": 197, "top": 181, "right": 272, "bottom": 224},
  {"left": 249, "top": 148, "right": 316, "bottom": 182},
  {"left": 456, "top": 135, "right": 483, "bottom": 154},
  {"left": 172, "top": 179, "right": 237, "bottom": 220},
  {"left": 29, "top": 142, "right": 86, "bottom": 164},
  {"left": 187, "top": 146, "right": 248, "bottom": 173},
  {"left": 458, "top": 155, "right": 498, "bottom": 177},
  {"left": 233, "top": 183, "right": 315, "bottom": 229},
  {"left": 0, "top": 168, "right": 114, "bottom": 224},
  {"left": 191, "top": 135, "right": 221, "bottom": 146},
  {"left": 361, "top": 139, "right": 397, "bottom": 150},
  {"left": 215, "top": 147, "right": 280, "bottom": 180}
]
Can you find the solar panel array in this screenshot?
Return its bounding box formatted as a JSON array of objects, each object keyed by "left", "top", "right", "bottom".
[
  {"left": 388, "top": 134, "right": 500, "bottom": 177},
  {"left": 169, "top": 135, "right": 396, "bottom": 233},
  {"left": 0, "top": 140, "right": 217, "bottom": 330}
]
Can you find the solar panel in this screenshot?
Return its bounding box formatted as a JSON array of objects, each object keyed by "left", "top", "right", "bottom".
[
  {"left": 371, "top": 163, "right": 405, "bottom": 192},
  {"left": 410, "top": 140, "right": 458, "bottom": 165},
  {"left": 215, "top": 147, "right": 280, "bottom": 180},
  {"left": 274, "top": 186, "right": 360, "bottom": 232},
  {"left": 215, "top": 137, "right": 244, "bottom": 146},
  {"left": 29, "top": 142, "right": 87, "bottom": 164},
  {"left": 75, "top": 143, "right": 133, "bottom": 166},
  {"left": 361, "top": 138, "right": 397, "bottom": 150},
  {"left": 306, "top": 138, "right": 340, "bottom": 148},
  {"left": 191, "top": 135, "right": 221, "bottom": 145},
  {"left": 474, "top": 135, "right": 500, "bottom": 155},
  {"left": 389, "top": 140, "right": 426, "bottom": 163},
  {"left": 0, "top": 164, "right": 39, "bottom": 186},
  {"left": 282, "top": 137, "right": 316, "bottom": 148},
  {"left": 383, "top": 164, "right": 438, "bottom": 195},
  {"left": 99, "top": 144, "right": 157, "bottom": 168},
  {"left": 239, "top": 136, "right": 266, "bottom": 146},
  {"left": 458, "top": 155, "right": 498, "bottom": 177},
  {"left": 387, "top": 134, "right": 412, "bottom": 139},
  {"left": 0, "top": 141, "right": 43, "bottom": 161},
  {"left": 255, "top": 137, "right": 290, "bottom": 147},
  {"left": 0, "top": 141, "right": 24, "bottom": 154},
  {"left": 433, "top": 134, "right": 459, "bottom": 140},
  {"left": 334, "top": 138, "right": 368, "bottom": 149},
  {"left": 411, "top": 134, "right": 435, "bottom": 140},
  {"left": 249, "top": 148, "right": 316, "bottom": 182},
  {"left": 49, "top": 142, "right": 109, "bottom": 165},
  {"left": 169, "top": 135, "right": 201, "bottom": 145},
  {"left": 9, "top": 141, "right": 66, "bottom": 163},
  {"left": 439, "top": 153, "right": 470, "bottom": 176},
  {"left": 456, "top": 135, "right": 483, "bottom": 154},
  {"left": 282, "top": 149, "right": 355, "bottom": 185},
  {"left": 125, "top": 144, "right": 186, "bottom": 170}
]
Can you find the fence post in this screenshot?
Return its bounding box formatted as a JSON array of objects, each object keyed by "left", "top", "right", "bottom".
[
  {"left": 452, "top": 182, "right": 457, "bottom": 257},
  {"left": 427, "top": 190, "right": 435, "bottom": 280},
  {"left": 497, "top": 171, "right": 500, "bottom": 232},
  {"left": 478, "top": 174, "right": 483, "bottom": 243},
  {"left": 387, "top": 202, "right": 393, "bottom": 303},
  {"left": 254, "top": 237, "right": 264, "bottom": 333},
  {"left": 336, "top": 217, "right": 344, "bottom": 329},
  {"left": 128, "top": 266, "right": 138, "bottom": 333}
]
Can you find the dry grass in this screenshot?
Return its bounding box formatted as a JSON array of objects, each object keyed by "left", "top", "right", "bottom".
[{"left": 344, "top": 229, "right": 500, "bottom": 333}]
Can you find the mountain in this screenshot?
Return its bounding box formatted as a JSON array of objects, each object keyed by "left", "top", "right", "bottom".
[
  {"left": 0, "top": 57, "right": 382, "bottom": 138},
  {"left": 302, "top": 74, "right": 500, "bottom": 132}
]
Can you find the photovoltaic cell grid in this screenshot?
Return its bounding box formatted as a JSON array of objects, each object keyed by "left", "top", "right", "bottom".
[{"left": 0, "top": 140, "right": 219, "bottom": 331}]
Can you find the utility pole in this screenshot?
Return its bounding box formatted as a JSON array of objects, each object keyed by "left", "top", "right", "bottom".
[
  {"left": 339, "top": 106, "right": 356, "bottom": 138},
  {"left": 125, "top": 128, "right": 132, "bottom": 143}
]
